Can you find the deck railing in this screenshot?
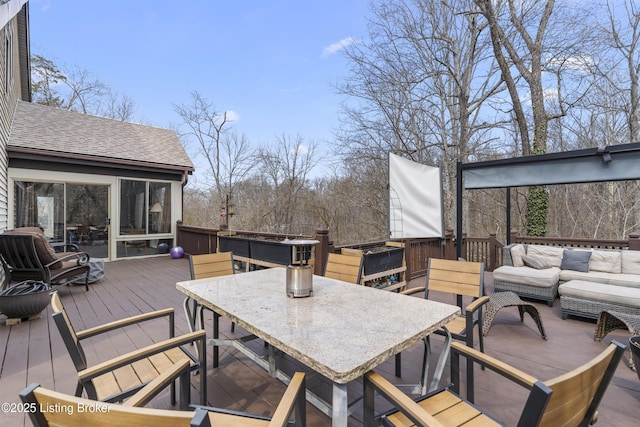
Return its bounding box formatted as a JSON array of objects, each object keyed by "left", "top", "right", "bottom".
[{"left": 176, "top": 222, "right": 640, "bottom": 279}]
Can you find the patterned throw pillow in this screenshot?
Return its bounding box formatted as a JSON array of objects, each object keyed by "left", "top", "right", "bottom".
[{"left": 521, "top": 254, "right": 551, "bottom": 270}]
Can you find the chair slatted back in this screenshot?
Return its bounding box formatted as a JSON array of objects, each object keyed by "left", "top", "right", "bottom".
[
  {"left": 51, "top": 292, "right": 88, "bottom": 371},
  {"left": 20, "top": 383, "right": 201, "bottom": 427},
  {"left": 0, "top": 234, "right": 47, "bottom": 282},
  {"left": 539, "top": 341, "right": 624, "bottom": 427},
  {"left": 426, "top": 258, "right": 484, "bottom": 300},
  {"left": 324, "top": 252, "right": 363, "bottom": 284},
  {"left": 189, "top": 252, "right": 235, "bottom": 280}
]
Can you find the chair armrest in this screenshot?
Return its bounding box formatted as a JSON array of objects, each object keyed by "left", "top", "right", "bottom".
[
  {"left": 44, "top": 251, "right": 90, "bottom": 269},
  {"left": 400, "top": 286, "right": 425, "bottom": 296},
  {"left": 78, "top": 330, "right": 206, "bottom": 382},
  {"left": 465, "top": 295, "right": 490, "bottom": 313},
  {"left": 363, "top": 371, "right": 445, "bottom": 427},
  {"left": 450, "top": 341, "right": 537, "bottom": 389},
  {"left": 269, "top": 372, "right": 306, "bottom": 427},
  {"left": 51, "top": 242, "right": 80, "bottom": 253},
  {"left": 76, "top": 308, "right": 175, "bottom": 340},
  {"left": 122, "top": 358, "right": 192, "bottom": 408}
]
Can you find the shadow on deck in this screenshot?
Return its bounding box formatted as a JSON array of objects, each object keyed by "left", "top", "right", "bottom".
[{"left": 0, "top": 256, "right": 638, "bottom": 426}]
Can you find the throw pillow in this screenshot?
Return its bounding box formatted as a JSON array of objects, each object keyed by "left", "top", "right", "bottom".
[
  {"left": 560, "top": 249, "right": 591, "bottom": 272},
  {"left": 510, "top": 244, "right": 526, "bottom": 267},
  {"left": 521, "top": 254, "right": 551, "bottom": 270}
]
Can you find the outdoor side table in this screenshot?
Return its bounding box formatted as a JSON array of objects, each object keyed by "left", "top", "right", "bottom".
[
  {"left": 594, "top": 310, "right": 640, "bottom": 371},
  {"left": 482, "top": 291, "right": 547, "bottom": 340}
]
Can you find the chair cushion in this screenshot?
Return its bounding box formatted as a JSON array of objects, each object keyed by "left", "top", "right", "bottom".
[
  {"left": 560, "top": 249, "right": 591, "bottom": 272},
  {"left": 4, "top": 227, "right": 61, "bottom": 268},
  {"left": 493, "top": 266, "right": 560, "bottom": 288}
]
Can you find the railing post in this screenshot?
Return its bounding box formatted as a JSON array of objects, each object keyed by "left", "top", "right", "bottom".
[
  {"left": 404, "top": 239, "right": 413, "bottom": 281},
  {"left": 488, "top": 233, "right": 497, "bottom": 271},
  {"left": 510, "top": 230, "right": 518, "bottom": 245},
  {"left": 629, "top": 232, "right": 640, "bottom": 251},
  {"left": 444, "top": 229, "right": 455, "bottom": 260},
  {"left": 314, "top": 228, "right": 330, "bottom": 276}
]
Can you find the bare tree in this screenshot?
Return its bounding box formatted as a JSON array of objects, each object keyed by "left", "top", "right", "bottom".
[
  {"left": 31, "top": 54, "right": 136, "bottom": 121},
  {"left": 257, "top": 134, "right": 318, "bottom": 234},
  {"left": 337, "top": 0, "right": 504, "bottom": 231},
  {"left": 601, "top": 0, "right": 640, "bottom": 142},
  {"left": 174, "top": 91, "right": 257, "bottom": 224}
]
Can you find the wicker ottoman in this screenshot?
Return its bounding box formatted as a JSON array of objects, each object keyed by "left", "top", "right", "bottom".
[
  {"left": 559, "top": 280, "right": 640, "bottom": 320},
  {"left": 594, "top": 310, "right": 640, "bottom": 371},
  {"left": 482, "top": 291, "right": 547, "bottom": 339}
]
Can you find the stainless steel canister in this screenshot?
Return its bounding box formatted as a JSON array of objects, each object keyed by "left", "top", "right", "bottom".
[{"left": 286, "top": 264, "right": 313, "bottom": 297}]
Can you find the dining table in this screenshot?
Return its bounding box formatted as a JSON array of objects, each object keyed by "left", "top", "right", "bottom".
[{"left": 177, "top": 267, "right": 459, "bottom": 427}]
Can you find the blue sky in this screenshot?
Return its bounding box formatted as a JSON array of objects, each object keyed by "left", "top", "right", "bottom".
[{"left": 28, "top": 0, "right": 371, "bottom": 177}]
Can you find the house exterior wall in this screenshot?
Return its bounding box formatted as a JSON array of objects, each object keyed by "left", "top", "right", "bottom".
[{"left": 0, "top": 1, "right": 29, "bottom": 232}]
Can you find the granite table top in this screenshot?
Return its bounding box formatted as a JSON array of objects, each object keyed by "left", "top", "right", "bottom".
[{"left": 177, "top": 267, "right": 459, "bottom": 384}]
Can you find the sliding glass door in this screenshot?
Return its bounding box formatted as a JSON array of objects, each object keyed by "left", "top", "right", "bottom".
[
  {"left": 66, "top": 184, "right": 109, "bottom": 259},
  {"left": 13, "top": 181, "right": 110, "bottom": 259}
]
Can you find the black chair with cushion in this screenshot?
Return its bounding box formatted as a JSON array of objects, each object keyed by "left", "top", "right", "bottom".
[{"left": 0, "top": 227, "right": 91, "bottom": 291}]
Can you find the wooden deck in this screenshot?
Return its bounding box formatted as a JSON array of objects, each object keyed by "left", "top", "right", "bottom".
[{"left": 0, "top": 257, "right": 638, "bottom": 426}]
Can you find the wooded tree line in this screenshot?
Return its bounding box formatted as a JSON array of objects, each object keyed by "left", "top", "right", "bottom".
[{"left": 32, "top": 0, "right": 640, "bottom": 245}]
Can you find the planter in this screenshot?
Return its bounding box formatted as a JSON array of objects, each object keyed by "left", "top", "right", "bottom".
[
  {"left": 361, "top": 246, "right": 404, "bottom": 276},
  {"left": 218, "top": 235, "right": 252, "bottom": 258},
  {"left": 249, "top": 239, "right": 293, "bottom": 265},
  {"left": 0, "top": 281, "right": 51, "bottom": 319},
  {"left": 631, "top": 336, "right": 640, "bottom": 381}
]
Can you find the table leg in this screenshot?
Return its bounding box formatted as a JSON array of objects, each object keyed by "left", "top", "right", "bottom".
[
  {"left": 213, "top": 312, "right": 220, "bottom": 368},
  {"left": 332, "top": 383, "right": 348, "bottom": 427},
  {"left": 268, "top": 343, "right": 277, "bottom": 377}
]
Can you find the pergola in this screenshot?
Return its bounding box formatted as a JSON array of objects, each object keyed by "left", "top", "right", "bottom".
[{"left": 456, "top": 142, "right": 640, "bottom": 259}]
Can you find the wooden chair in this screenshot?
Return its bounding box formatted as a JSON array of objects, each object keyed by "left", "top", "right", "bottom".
[
  {"left": 184, "top": 252, "right": 236, "bottom": 335},
  {"left": 396, "top": 258, "right": 489, "bottom": 393},
  {"left": 0, "top": 231, "right": 91, "bottom": 291},
  {"left": 50, "top": 292, "right": 207, "bottom": 406},
  {"left": 324, "top": 252, "right": 363, "bottom": 284},
  {"left": 364, "top": 340, "right": 625, "bottom": 427},
  {"left": 20, "top": 369, "right": 307, "bottom": 427}
]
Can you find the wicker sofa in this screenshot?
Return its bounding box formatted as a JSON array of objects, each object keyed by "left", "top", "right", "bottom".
[{"left": 493, "top": 244, "right": 640, "bottom": 319}]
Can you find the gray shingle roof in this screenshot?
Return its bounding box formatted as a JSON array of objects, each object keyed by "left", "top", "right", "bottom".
[{"left": 9, "top": 101, "right": 194, "bottom": 172}]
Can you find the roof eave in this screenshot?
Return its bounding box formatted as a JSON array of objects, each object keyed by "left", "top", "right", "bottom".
[{"left": 7, "top": 146, "right": 195, "bottom": 174}]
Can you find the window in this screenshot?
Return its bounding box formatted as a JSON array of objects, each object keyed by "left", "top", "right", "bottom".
[
  {"left": 14, "top": 181, "right": 64, "bottom": 240},
  {"left": 120, "top": 179, "right": 172, "bottom": 236}
]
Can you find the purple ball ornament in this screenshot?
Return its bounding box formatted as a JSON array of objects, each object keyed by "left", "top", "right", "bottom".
[
  {"left": 157, "top": 243, "right": 169, "bottom": 254},
  {"left": 170, "top": 246, "right": 184, "bottom": 259}
]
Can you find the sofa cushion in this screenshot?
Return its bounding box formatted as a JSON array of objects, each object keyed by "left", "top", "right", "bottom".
[
  {"left": 559, "top": 280, "right": 640, "bottom": 308},
  {"left": 526, "top": 245, "right": 564, "bottom": 268},
  {"left": 522, "top": 254, "right": 551, "bottom": 270},
  {"left": 493, "top": 265, "right": 560, "bottom": 288},
  {"left": 510, "top": 244, "right": 526, "bottom": 267},
  {"left": 589, "top": 249, "right": 621, "bottom": 274},
  {"left": 622, "top": 250, "right": 640, "bottom": 275},
  {"left": 559, "top": 270, "right": 640, "bottom": 289},
  {"left": 560, "top": 249, "right": 591, "bottom": 272}
]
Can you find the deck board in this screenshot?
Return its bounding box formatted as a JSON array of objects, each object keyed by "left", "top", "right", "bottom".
[{"left": 0, "top": 257, "right": 638, "bottom": 426}]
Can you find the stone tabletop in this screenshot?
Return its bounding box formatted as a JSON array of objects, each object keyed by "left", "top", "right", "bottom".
[{"left": 177, "top": 267, "right": 459, "bottom": 384}]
